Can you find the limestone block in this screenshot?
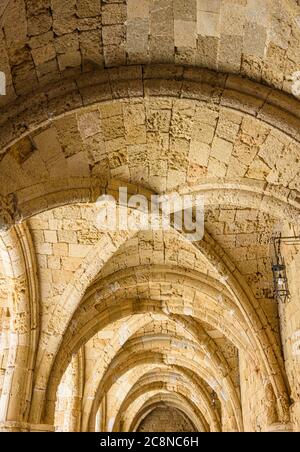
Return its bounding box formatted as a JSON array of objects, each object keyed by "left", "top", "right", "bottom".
[
  {"left": 197, "top": 0, "right": 221, "bottom": 13},
  {"left": 197, "top": 12, "right": 220, "bottom": 37},
  {"left": 80, "top": 29, "right": 104, "bottom": 67},
  {"left": 189, "top": 141, "right": 210, "bottom": 166},
  {"left": 170, "top": 111, "right": 194, "bottom": 140},
  {"left": 127, "top": 19, "right": 149, "bottom": 56},
  {"left": 67, "top": 152, "right": 90, "bottom": 177},
  {"left": 127, "top": 0, "right": 150, "bottom": 19},
  {"left": 196, "top": 36, "right": 219, "bottom": 68},
  {"left": 211, "top": 137, "right": 233, "bottom": 164},
  {"left": 77, "top": 17, "right": 101, "bottom": 31},
  {"left": 3, "top": 0, "right": 27, "bottom": 46},
  {"left": 146, "top": 110, "right": 171, "bottom": 133},
  {"left": 37, "top": 242, "right": 52, "bottom": 256},
  {"left": 124, "top": 103, "right": 146, "bottom": 127},
  {"left": 150, "top": 0, "right": 174, "bottom": 37},
  {"left": 44, "top": 231, "right": 58, "bottom": 244},
  {"left": 192, "top": 121, "right": 215, "bottom": 144},
  {"left": 207, "top": 157, "right": 227, "bottom": 177},
  {"left": 54, "top": 34, "right": 79, "bottom": 54},
  {"left": 149, "top": 36, "right": 175, "bottom": 63},
  {"left": 78, "top": 111, "right": 101, "bottom": 140},
  {"left": 104, "top": 45, "right": 126, "bottom": 67},
  {"left": 168, "top": 138, "right": 190, "bottom": 170},
  {"left": 77, "top": 0, "right": 101, "bottom": 18},
  {"left": 61, "top": 257, "right": 82, "bottom": 272},
  {"left": 11, "top": 60, "right": 39, "bottom": 95},
  {"left": 244, "top": 22, "right": 267, "bottom": 58},
  {"left": 220, "top": 4, "right": 246, "bottom": 36},
  {"left": 55, "top": 116, "right": 83, "bottom": 158},
  {"left": 102, "top": 116, "right": 125, "bottom": 141},
  {"left": 53, "top": 243, "right": 69, "bottom": 257},
  {"left": 53, "top": 16, "right": 78, "bottom": 36},
  {"left": 27, "top": 11, "right": 53, "bottom": 36},
  {"left": 102, "top": 4, "right": 127, "bottom": 25},
  {"left": 174, "top": 0, "right": 197, "bottom": 21},
  {"left": 25, "top": 42, "right": 50, "bottom": 68},
  {"left": 125, "top": 125, "right": 147, "bottom": 145},
  {"left": 175, "top": 47, "right": 196, "bottom": 65},
  {"left": 102, "top": 25, "right": 126, "bottom": 46},
  {"left": 219, "top": 35, "right": 243, "bottom": 72},
  {"left": 58, "top": 51, "right": 82, "bottom": 71},
  {"left": 216, "top": 118, "right": 240, "bottom": 142},
  {"left": 174, "top": 20, "right": 197, "bottom": 49}
]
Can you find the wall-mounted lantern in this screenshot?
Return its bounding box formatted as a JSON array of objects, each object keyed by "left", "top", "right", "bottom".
[
  {"left": 271, "top": 234, "right": 300, "bottom": 303},
  {"left": 211, "top": 391, "right": 217, "bottom": 408}
]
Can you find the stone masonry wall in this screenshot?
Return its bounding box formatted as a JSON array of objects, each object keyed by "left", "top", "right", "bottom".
[{"left": 137, "top": 406, "right": 195, "bottom": 432}]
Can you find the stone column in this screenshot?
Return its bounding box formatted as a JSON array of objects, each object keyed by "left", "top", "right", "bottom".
[
  {"left": 68, "top": 395, "right": 82, "bottom": 432},
  {"left": 279, "top": 226, "right": 300, "bottom": 432},
  {"left": 54, "top": 354, "right": 83, "bottom": 432},
  {"left": 95, "top": 407, "right": 102, "bottom": 432},
  {"left": 101, "top": 396, "right": 108, "bottom": 432},
  {"left": 239, "top": 351, "right": 278, "bottom": 432},
  {"left": 291, "top": 401, "right": 300, "bottom": 432}
]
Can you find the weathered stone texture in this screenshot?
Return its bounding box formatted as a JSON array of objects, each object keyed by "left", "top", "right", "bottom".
[
  {"left": 0, "top": 0, "right": 300, "bottom": 435},
  {"left": 137, "top": 407, "right": 195, "bottom": 432}
]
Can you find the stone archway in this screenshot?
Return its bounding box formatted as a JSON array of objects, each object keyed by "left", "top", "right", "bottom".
[{"left": 0, "top": 0, "right": 300, "bottom": 433}]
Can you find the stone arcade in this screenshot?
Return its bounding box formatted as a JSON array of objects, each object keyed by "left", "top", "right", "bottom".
[{"left": 0, "top": 0, "right": 300, "bottom": 433}]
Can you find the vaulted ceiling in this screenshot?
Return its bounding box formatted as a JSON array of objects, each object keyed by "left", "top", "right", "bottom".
[{"left": 0, "top": 0, "right": 300, "bottom": 433}]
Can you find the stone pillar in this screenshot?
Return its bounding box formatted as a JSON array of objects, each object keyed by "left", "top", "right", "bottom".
[
  {"left": 54, "top": 353, "right": 83, "bottom": 432},
  {"left": 291, "top": 401, "right": 300, "bottom": 432},
  {"left": 67, "top": 395, "right": 82, "bottom": 432},
  {"left": 239, "top": 351, "right": 277, "bottom": 432},
  {"left": 105, "top": 392, "right": 117, "bottom": 432},
  {"left": 1, "top": 357, "right": 30, "bottom": 423},
  {"left": 95, "top": 407, "right": 102, "bottom": 432},
  {"left": 101, "top": 396, "right": 108, "bottom": 432},
  {"left": 91, "top": 399, "right": 106, "bottom": 432},
  {"left": 0, "top": 308, "right": 10, "bottom": 405},
  {"left": 279, "top": 226, "right": 300, "bottom": 432}
]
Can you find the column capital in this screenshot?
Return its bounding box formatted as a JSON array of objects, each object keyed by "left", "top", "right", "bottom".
[{"left": 0, "top": 193, "right": 20, "bottom": 231}]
